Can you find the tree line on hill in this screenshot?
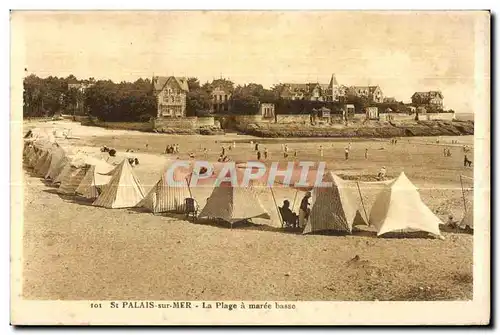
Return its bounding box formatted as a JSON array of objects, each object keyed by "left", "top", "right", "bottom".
[{"left": 23, "top": 74, "right": 451, "bottom": 122}]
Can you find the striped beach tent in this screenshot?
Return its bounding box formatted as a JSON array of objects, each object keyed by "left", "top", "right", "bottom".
[
  {"left": 34, "top": 150, "right": 51, "bottom": 176},
  {"left": 368, "top": 172, "right": 443, "bottom": 238},
  {"left": 92, "top": 159, "right": 145, "bottom": 209},
  {"left": 58, "top": 166, "right": 89, "bottom": 195},
  {"left": 136, "top": 168, "right": 191, "bottom": 214},
  {"left": 199, "top": 177, "right": 271, "bottom": 225},
  {"left": 303, "top": 172, "right": 367, "bottom": 234},
  {"left": 460, "top": 205, "right": 473, "bottom": 230},
  {"left": 75, "top": 161, "right": 114, "bottom": 200},
  {"left": 52, "top": 152, "right": 90, "bottom": 184},
  {"left": 45, "top": 147, "right": 70, "bottom": 181}
]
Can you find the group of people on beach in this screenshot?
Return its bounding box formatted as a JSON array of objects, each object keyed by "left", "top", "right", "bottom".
[{"left": 165, "top": 144, "right": 180, "bottom": 154}]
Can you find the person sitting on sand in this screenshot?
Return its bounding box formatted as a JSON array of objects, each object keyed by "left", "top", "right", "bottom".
[
  {"left": 280, "top": 200, "right": 298, "bottom": 228},
  {"left": 446, "top": 214, "right": 458, "bottom": 229},
  {"left": 377, "top": 166, "right": 387, "bottom": 180},
  {"left": 134, "top": 158, "right": 140, "bottom": 165}
]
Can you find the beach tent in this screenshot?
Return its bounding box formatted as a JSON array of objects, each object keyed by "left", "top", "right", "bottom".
[
  {"left": 92, "top": 159, "right": 146, "bottom": 209},
  {"left": 58, "top": 165, "right": 89, "bottom": 195},
  {"left": 37, "top": 144, "right": 65, "bottom": 178},
  {"left": 136, "top": 165, "right": 191, "bottom": 214},
  {"left": 34, "top": 150, "right": 51, "bottom": 176},
  {"left": 44, "top": 147, "right": 70, "bottom": 180},
  {"left": 460, "top": 206, "right": 473, "bottom": 230},
  {"left": 52, "top": 152, "right": 93, "bottom": 184},
  {"left": 368, "top": 172, "right": 443, "bottom": 237},
  {"left": 75, "top": 162, "right": 114, "bottom": 200},
  {"left": 198, "top": 176, "right": 271, "bottom": 225},
  {"left": 303, "top": 172, "right": 367, "bottom": 234}
]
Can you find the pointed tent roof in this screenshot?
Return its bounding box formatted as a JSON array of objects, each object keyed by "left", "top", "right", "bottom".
[
  {"left": 198, "top": 168, "right": 270, "bottom": 223},
  {"left": 303, "top": 172, "right": 367, "bottom": 234},
  {"left": 44, "top": 146, "right": 67, "bottom": 180},
  {"left": 368, "top": 172, "right": 443, "bottom": 237},
  {"left": 58, "top": 166, "right": 89, "bottom": 195},
  {"left": 137, "top": 161, "right": 191, "bottom": 213},
  {"left": 75, "top": 165, "right": 113, "bottom": 199},
  {"left": 92, "top": 159, "right": 146, "bottom": 209}
]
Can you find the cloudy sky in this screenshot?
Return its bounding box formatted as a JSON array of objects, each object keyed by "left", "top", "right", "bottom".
[{"left": 14, "top": 11, "right": 488, "bottom": 113}]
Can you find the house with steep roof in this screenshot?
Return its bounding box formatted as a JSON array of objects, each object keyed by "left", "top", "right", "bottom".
[
  {"left": 152, "top": 76, "right": 189, "bottom": 117},
  {"left": 279, "top": 74, "right": 340, "bottom": 102},
  {"left": 347, "top": 85, "right": 384, "bottom": 103},
  {"left": 411, "top": 91, "right": 444, "bottom": 107}
]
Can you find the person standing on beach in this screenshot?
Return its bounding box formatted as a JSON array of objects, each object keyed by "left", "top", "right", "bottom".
[
  {"left": 365, "top": 148, "right": 368, "bottom": 159},
  {"left": 345, "top": 147, "right": 349, "bottom": 160},
  {"left": 257, "top": 151, "right": 261, "bottom": 160},
  {"left": 319, "top": 145, "right": 324, "bottom": 158},
  {"left": 264, "top": 147, "right": 268, "bottom": 159},
  {"left": 299, "top": 192, "right": 312, "bottom": 228}
]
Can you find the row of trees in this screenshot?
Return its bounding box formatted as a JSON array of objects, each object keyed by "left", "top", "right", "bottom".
[{"left": 24, "top": 74, "right": 448, "bottom": 122}]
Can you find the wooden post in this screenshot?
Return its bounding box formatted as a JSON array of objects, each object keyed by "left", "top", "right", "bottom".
[
  {"left": 270, "top": 186, "right": 284, "bottom": 227},
  {"left": 460, "top": 175, "right": 467, "bottom": 213},
  {"left": 356, "top": 182, "right": 369, "bottom": 224}
]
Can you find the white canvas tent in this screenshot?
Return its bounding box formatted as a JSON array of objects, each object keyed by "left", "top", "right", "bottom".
[
  {"left": 199, "top": 180, "right": 271, "bottom": 225},
  {"left": 368, "top": 172, "right": 443, "bottom": 237},
  {"left": 136, "top": 166, "right": 191, "bottom": 214},
  {"left": 92, "top": 159, "right": 146, "bottom": 209},
  {"left": 303, "top": 172, "right": 368, "bottom": 234},
  {"left": 75, "top": 162, "right": 114, "bottom": 200},
  {"left": 460, "top": 206, "right": 473, "bottom": 230}
]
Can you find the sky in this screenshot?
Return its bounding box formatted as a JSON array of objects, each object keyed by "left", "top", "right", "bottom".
[{"left": 13, "top": 11, "right": 489, "bottom": 113}]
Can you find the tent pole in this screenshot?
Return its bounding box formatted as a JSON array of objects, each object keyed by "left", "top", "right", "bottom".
[
  {"left": 185, "top": 177, "right": 193, "bottom": 199},
  {"left": 356, "top": 182, "right": 369, "bottom": 223},
  {"left": 460, "top": 175, "right": 467, "bottom": 213},
  {"left": 269, "top": 186, "right": 284, "bottom": 227},
  {"left": 291, "top": 189, "right": 298, "bottom": 211}
]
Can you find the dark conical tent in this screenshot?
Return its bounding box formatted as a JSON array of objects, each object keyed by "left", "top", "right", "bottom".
[
  {"left": 44, "top": 145, "right": 69, "bottom": 180},
  {"left": 303, "top": 172, "right": 367, "bottom": 234}
]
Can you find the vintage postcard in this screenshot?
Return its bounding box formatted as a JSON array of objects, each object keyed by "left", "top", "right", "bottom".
[{"left": 10, "top": 10, "right": 490, "bottom": 325}]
